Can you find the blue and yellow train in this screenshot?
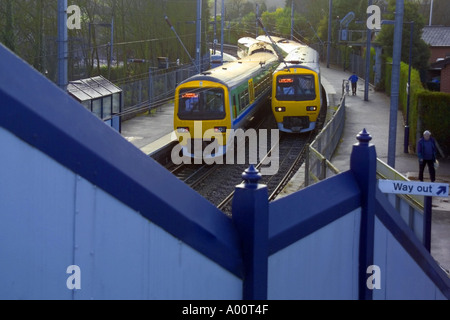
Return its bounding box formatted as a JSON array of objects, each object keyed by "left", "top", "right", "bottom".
[
  {"left": 257, "top": 36, "right": 325, "bottom": 133},
  {"left": 271, "top": 45, "right": 325, "bottom": 133},
  {"left": 173, "top": 42, "right": 279, "bottom": 159}
]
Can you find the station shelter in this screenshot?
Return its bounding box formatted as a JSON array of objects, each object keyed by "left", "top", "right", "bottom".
[{"left": 68, "top": 75, "right": 122, "bottom": 132}]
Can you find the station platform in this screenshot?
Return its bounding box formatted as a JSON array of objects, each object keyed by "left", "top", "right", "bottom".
[
  {"left": 306, "top": 64, "right": 450, "bottom": 274},
  {"left": 121, "top": 104, "right": 177, "bottom": 156},
  {"left": 120, "top": 63, "right": 450, "bottom": 273}
]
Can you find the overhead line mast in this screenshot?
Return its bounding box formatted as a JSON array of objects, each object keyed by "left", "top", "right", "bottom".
[{"left": 256, "top": 18, "right": 290, "bottom": 71}]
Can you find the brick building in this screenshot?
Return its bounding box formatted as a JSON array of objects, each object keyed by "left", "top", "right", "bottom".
[{"left": 422, "top": 26, "right": 450, "bottom": 93}]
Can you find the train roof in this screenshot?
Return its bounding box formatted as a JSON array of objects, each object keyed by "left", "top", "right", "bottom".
[
  {"left": 275, "top": 46, "right": 320, "bottom": 74},
  {"left": 180, "top": 48, "right": 279, "bottom": 89},
  {"left": 238, "top": 37, "right": 259, "bottom": 47},
  {"left": 247, "top": 41, "right": 277, "bottom": 56},
  {"left": 256, "top": 35, "right": 305, "bottom": 56}
]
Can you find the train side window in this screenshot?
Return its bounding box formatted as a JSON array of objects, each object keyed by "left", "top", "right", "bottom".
[
  {"left": 233, "top": 95, "right": 238, "bottom": 118},
  {"left": 239, "top": 89, "right": 249, "bottom": 113},
  {"left": 248, "top": 79, "right": 255, "bottom": 103}
]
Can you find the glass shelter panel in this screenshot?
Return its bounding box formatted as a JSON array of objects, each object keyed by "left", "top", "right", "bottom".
[
  {"left": 102, "top": 96, "right": 112, "bottom": 119},
  {"left": 113, "top": 93, "right": 121, "bottom": 114},
  {"left": 92, "top": 99, "right": 102, "bottom": 118}
]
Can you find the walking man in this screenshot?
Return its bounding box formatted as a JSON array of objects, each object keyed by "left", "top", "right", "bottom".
[
  {"left": 417, "top": 130, "right": 437, "bottom": 182},
  {"left": 349, "top": 72, "right": 358, "bottom": 96}
]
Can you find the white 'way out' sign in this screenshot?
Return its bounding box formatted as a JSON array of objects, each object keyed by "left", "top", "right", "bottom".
[{"left": 378, "top": 180, "right": 449, "bottom": 197}]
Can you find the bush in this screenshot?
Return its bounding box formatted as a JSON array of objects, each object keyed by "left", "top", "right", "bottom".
[
  {"left": 383, "top": 57, "right": 450, "bottom": 156},
  {"left": 416, "top": 91, "right": 450, "bottom": 156}
]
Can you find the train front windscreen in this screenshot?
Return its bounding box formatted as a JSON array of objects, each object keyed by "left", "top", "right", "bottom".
[
  {"left": 275, "top": 75, "right": 316, "bottom": 101},
  {"left": 178, "top": 88, "right": 226, "bottom": 120}
]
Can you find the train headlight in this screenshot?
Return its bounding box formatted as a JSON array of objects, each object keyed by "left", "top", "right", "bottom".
[
  {"left": 307, "top": 106, "right": 317, "bottom": 112},
  {"left": 177, "top": 127, "right": 190, "bottom": 133},
  {"left": 275, "top": 107, "right": 286, "bottom": 112},
  {"left": 214, "top": 126, "right": 227, "bottom": 133}
]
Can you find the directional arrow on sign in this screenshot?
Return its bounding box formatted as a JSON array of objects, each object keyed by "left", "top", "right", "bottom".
[
  {"left": 378, "top": 180, "right": 449, "bottom": 198},
  {"left": 437, "top": 186, "right": 447, "bottom": 196}
]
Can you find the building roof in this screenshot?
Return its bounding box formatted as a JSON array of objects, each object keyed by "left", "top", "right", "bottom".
[
  {"left": 422, "top": 26, "right": 450, "bottom": 47},
  {"left": 430, "top": 57, "right": 450, "bottom": 70},
  {"left": 67, "top": 75, "right": 121, "bottom": 102}
]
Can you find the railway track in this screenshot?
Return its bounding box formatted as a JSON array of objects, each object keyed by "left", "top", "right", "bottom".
[
  {"left": 169, "top": 163, "right": 219, "bottom": 188},
  {"left": 163, "top": 109, "right": 271, "bottom": 199},
  {"left": 216, "top": 131, "right": 313, "bottom": 216},
  {"left": 157, "top": 101, "right": 328, "bottom": 217},
  {"left": 215, "top": 103, "right": 327, "bottom": 216}
]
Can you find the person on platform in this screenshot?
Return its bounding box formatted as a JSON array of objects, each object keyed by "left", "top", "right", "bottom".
[
  {"left": 348, "top": 72, "right": 358, "bottom": 96},
  {"left": 417, "top": 130, "right": 437, "bottom": 182}
]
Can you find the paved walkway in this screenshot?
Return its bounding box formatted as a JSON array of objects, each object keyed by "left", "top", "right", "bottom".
[{"left": 322, "top": 64, "right": 450, "bottom": 273}]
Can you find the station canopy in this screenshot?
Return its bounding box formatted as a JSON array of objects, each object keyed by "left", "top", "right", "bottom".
[{"left": 68, "top": 75, "right": 122, "bottom": 121}]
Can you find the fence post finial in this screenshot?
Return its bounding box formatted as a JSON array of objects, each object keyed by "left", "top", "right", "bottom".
[
  {"left": 351, "top": 129, "right": 377, "bottom": 300},
  {"left": 356, "top": 128, "right": 372, "bottom": 146},
  {"left": 242, "top": 165, "right": 262, "bottom": 188},
  {"left": 232, "top": 166, "right": 268, "bottom": 300}
]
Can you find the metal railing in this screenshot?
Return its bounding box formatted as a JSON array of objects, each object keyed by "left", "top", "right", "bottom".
[
  {"left": 305, "top": 96, "right": 346, "bottom": 187},
  {"left": 376, "top": 158, "right": 425, "bottom": 242},
  {"left": 119, "top": 56, "right": 211, "bottom": 120},
  {"left": 303, "top": 85, "right": 426, "bottom": 243}
]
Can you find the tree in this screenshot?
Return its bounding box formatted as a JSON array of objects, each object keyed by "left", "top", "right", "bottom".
[
  {"left": 376, "top": 0, "right": 430, "bottom": 73},
  {"left": 1, "top": 0, "right": 15, "bottom": 51},
  {"left": 0, "top": 0, "right": 207, "bottom": 83},
  {"left": 414, "top": 0, "right": 450, "bottom": 26}
]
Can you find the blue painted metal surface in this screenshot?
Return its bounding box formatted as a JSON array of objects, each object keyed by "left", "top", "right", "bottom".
[
  {"left": 351, "top": 129, "right": 377, "bottom": 300},
  {"left": 0, "top": 43, "right": 243, "bottom": 299},
  {"left": 1, "top": 42, "right": 449, "bottom": 300},
  {"left": 232, "top": 166, "right": 268, "bottom": 300},
  {"left": 269, "top": 171, "right": 361, "bottom": 254},
  {"left": 268, "top": 208, "right": 361, "bottom": 299},
  {"left": 374, "top": 189, "right": 450, "bottom": 299}
]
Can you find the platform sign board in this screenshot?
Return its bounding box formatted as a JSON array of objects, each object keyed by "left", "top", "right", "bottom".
[{"left": 378, "top": 180, "right": 449, "bottom": 197}]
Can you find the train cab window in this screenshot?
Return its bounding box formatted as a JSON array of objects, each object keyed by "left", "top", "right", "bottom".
[
  {"left": 178, "top": 88, "right": 225, "bottom": 120},
  {"left": 276, "top": 75, "right": 316, "bottom": 101}
]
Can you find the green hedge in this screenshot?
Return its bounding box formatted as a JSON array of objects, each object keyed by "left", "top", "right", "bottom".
[
  {"left": 383, "top": 58, "right": 450, "bottom": 156},
  {"left": 416, "top": 91, "right": 450, "bottom": 156}
]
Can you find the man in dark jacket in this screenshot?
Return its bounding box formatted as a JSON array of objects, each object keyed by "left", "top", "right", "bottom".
[
  {"left": 417, "top": 130, "right": 437, "bottom": 182},
  {"left": 348, "top": 72, "right": 358, "bottom": 96}
]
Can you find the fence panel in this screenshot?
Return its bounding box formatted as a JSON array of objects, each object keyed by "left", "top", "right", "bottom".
[{"left": 305, "top": 96, "right": 346, "bottom": 186}]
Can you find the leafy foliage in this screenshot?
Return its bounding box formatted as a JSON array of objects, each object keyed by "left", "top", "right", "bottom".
[{"left": 375, "top": 0, "right": 430, "bottom": 72}]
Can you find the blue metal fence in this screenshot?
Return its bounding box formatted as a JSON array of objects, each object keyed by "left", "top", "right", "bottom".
[{"left": 1, "top": 43, "right": 449, "bottom": 300}]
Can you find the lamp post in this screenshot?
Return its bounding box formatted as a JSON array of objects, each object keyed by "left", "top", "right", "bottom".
[
  {"left": 327, "top": 0, "right": 332, "bottom": 68},
  {"left": 196, "top": 0, "right": 202, "bottom": 73},
  {"left": 364, "top": 0, "right": 373, "bottom": 102},
  {"left": 404, "top": 21, "right": 414, "bottom": 154},
  {"left": 57, "top": 0, "right": 68, "bottom": 90},
  {"left": 429, "top": 0, "right": 434, "bottom": 26},
  {"left": 387, "top": 0, "right": 404, "bottom": 168}
]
